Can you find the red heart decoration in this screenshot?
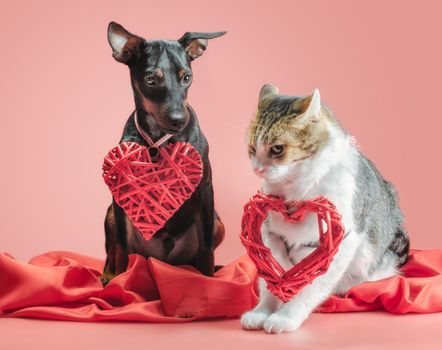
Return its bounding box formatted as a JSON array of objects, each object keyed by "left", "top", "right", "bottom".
[
  {"left": 240, "top": 192, "right": 345, "bottom": 302},
  {"left": 102, "top": 141, "right": 203, "bottom": 240}
]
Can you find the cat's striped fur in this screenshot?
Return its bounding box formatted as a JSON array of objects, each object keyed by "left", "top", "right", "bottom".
[{"left": 241, "top": 84, "right": 409, "bottom": 333}]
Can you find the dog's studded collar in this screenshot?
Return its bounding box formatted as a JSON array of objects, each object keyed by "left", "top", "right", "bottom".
[{"left": 134, "top": 111, "right": 173, "bottom": 148}]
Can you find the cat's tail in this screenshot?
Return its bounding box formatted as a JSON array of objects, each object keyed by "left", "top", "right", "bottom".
[{"left": 388, "top": 227, "right": 410, "bottom": 267}]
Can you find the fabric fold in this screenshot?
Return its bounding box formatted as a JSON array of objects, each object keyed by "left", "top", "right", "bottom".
[{"left": 0, "top": 249, "right": 441, "bottom": 322}]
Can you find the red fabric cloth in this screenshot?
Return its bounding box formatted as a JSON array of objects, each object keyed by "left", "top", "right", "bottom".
[{"left": 0, "top": 249, "right": 441, "bottom": 322}]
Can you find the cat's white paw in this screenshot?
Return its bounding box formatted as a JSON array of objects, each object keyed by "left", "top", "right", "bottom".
[
  {"left": 263, "top": 313, "right": 303, "bottom": 334},
  {"left": 241, "top": 310, "right": 270, "bottom": 330}
]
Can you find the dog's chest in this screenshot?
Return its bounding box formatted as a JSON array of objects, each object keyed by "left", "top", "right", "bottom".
[{"left": 126, "top": 213, "right": 200, "bottom": 264}]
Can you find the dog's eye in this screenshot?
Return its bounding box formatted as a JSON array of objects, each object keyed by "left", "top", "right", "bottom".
[
  {"left": 144, "top": 74, "right": 156, "bottom": 86},
  {"left": 270, "top": 144, "right": 285, "bottom": 156},
  {"left": 182, "top": 73, "right": 192, "bottom": 86}
]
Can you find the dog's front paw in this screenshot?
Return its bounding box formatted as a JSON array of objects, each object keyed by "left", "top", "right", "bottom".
[
  {"left": 263, "top": 313, "right": 303, "bottom": 334},
  {"left": 241, "top": 310, "right": 271, "bottom": 330}
]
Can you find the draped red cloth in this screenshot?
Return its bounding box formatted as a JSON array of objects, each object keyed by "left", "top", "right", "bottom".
[{"left": 0, "top": 249, "right": 441, "bottom": 322}]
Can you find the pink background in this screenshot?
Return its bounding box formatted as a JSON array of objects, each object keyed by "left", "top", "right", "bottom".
[
  {"left": 2, "top": 1, "right": 442, "bottom": 349},
  {"left": 1, "top": 0, "right": 441, "bottom": 265}
]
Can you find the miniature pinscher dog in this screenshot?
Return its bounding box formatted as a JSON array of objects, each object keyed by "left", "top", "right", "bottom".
[{"left": 101, "top": 22, "right": 226, "bottom": 285}]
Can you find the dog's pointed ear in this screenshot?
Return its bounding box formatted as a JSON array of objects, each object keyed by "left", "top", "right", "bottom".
[
  {"left": 178, "top": 31, "right": 226, "bottom": 60},
  {"left": 107, "top": 22, "right": 144, "bottom": 64}
]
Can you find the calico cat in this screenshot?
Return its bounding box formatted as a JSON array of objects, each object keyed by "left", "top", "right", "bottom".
[{"left": 241, "top": 84, "right": 409, "bottom": 333}]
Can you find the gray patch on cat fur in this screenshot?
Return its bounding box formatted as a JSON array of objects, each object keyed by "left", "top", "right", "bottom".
[{"left": 352, "top": 153, "right": 409, "bottom": 268}]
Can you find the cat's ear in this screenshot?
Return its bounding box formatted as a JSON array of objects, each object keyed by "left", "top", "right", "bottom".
[
  {"left": 258, "top": 84, "right": 279, "bottom": 107},
  {"left": 298, "top": 89, "right": 321, "bottom": 123},
  {"left": 108, "top": 22, "right": 144, "bottom": 64}
]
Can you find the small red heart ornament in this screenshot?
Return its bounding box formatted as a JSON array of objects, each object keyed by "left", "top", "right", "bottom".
[
  {"left": 240, "top": 192, "right": 345, "bottom": 302},
  {"left": 102, "top": 141, "right": 203, "bottom": 240}
]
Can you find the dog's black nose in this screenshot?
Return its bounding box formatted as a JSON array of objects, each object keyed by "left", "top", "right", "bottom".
[{"left": 167, "top": 113, "right": 185, "bottom": 131}]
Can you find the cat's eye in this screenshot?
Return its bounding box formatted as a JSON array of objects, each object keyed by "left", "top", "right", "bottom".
[
  {"left": 248, "top": 145, "right": 256, "bottom": 156},
  {"left": 270, "top": 144, "right": 285, "bottom": 156}
]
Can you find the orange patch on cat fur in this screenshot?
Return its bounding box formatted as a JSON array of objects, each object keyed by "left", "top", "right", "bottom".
[
  {"left": 247, "top": 91, "right": 330, "bottom": 164},
  {"left": 268, "top": 117, "right": 329, "bottom": 164}
]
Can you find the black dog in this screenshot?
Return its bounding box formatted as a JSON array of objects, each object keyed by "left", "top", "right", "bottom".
[{"left": 101, "top": 22, "right": 226, "bottom": 285}]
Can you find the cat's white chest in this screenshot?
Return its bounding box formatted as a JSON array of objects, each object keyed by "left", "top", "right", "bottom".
[
  {"left": 267, "top": 210, "right": 319, "bottom": 245},
  {"left": 263, "top": 161, "right": 356, "bottom": 247}
]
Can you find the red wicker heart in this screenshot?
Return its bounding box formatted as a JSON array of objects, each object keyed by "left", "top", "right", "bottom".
[
  {"left": 240, "top": 192, "right": 345, "bottom": 302},
  {"left": 102, "top": 141, "right": 203, "bottom": 240}
]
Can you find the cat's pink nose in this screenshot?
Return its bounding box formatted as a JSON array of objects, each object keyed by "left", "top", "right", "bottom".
[{"left": 254, "top": 167, "right": 266, "bottom": 177}]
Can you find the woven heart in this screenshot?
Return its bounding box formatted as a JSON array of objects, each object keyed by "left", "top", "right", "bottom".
[
  {"left": 102, "top": 141, "right": 203, "bottom": 240},
  {"left": 240, "top": 192, "right": 345, "bottom": 302}
]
